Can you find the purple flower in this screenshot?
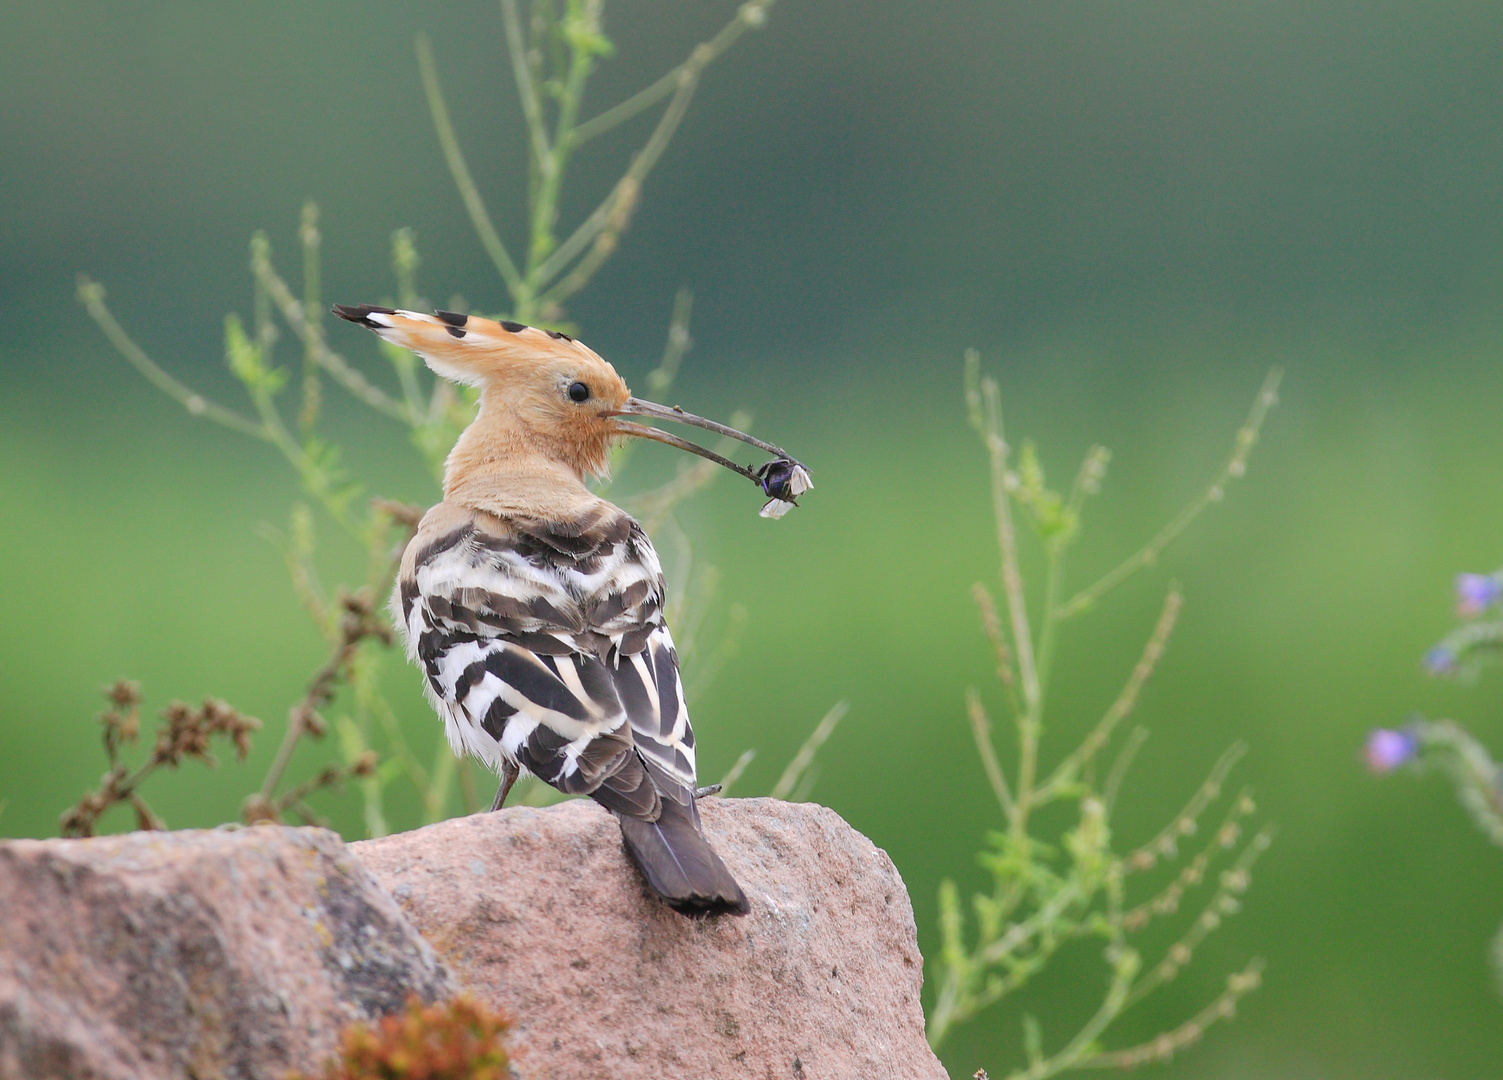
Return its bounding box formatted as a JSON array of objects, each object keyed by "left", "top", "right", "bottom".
[
  {"left": 1424, "top": 646, "right": 1457, "bottom": 675},
  {"left": 1366, "top": 728, "right": 1419, "bottom": 773},
  {"left": 1455, "top": 573, "right": 1502, "bottom": 617}
]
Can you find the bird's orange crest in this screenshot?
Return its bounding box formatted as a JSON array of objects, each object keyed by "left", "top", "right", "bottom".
[{"left": 334, "top": 305, "right": 631, "bottom": 490}]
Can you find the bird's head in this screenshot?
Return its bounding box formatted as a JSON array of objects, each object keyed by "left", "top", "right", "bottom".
[{"left": 333, "top": 304, "right": 810, "bottom": 514}]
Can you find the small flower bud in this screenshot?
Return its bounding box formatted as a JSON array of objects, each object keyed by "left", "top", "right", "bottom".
[
  {"left": 1365, "top": 728, "right": 1418, "bottom": 773},
  {"left": 106, "top": 680, "right": 142, "bottom": 709},
  {"left": 1424, "top": 646, "right": 1457, "bottom": 676},
  {"left": 1455, "top": 573, "right": 1502, "bottom": 617}
]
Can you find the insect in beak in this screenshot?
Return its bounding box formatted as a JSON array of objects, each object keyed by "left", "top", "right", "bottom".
[{"left": 609, "top": 398, "right": 812, "bottom": 517}]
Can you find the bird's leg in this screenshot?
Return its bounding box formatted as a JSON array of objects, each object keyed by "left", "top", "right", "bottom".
[
  {"left": 694, "top": 784, "right": 722, "bottom": 799},
  {"left": 491, "top": 760, "right": 520, "bottom": 812}
]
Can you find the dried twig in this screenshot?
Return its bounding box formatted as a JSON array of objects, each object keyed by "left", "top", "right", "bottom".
[
  {"left": 60, "top": 681, "right": 260, "bottom": 838},
  {"left": 243, "top": 590, "right": 392, "bottom": 825}
]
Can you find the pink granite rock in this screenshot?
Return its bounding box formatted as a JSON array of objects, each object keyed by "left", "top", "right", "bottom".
[
  {"left": 354, "top": 796, "right": 946, "bottom": 1080},
  {"left": 0, "top": 825, "right": 453, "bottom": 1080}
]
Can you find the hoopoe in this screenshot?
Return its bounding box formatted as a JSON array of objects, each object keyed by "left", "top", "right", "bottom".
[{"left": 333, "top": 304, "right": 810, "bottom": 917}]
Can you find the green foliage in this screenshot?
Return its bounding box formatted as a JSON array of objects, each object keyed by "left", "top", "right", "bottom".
[
  {"left": 416, "top": 0, "right": 778, "bottom": 326},
  {"left": 929, "top": 354, "right": 1280, "bottom": 1075}
]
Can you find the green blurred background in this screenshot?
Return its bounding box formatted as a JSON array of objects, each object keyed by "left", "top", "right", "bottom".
[{"left": 5, "top": 2, "right": 1503, "bottom": 1076}]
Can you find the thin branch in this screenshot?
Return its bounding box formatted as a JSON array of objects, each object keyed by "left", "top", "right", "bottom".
[
  {"left": 1037, "top": 587, "right": 1183, "bottom": 802},
  {"left": 1125, "top": 742, "right": 1248, "bottom": 873},
  {"left": 1057, "top": 368, "right": 1282, "bottom": 620},
  {"left": 967, "top": 689, "right": 1014, "bottom": 817},
  {"left": 978, "top": 879, "right": 1085, "bottom": 968},
  {"left": 249, "top": 249, "right": 409, "bottom": 422},
  {"left": 966, "top": 357, "right": 1043, "bottom": 847},
  {"left": 522, "top": 0, "right": 605, "bottom": 278},
  {"left": 536, "top": 1, "right": 779, "bottom": 302},
  {"left": 261, "top": 515, "right": 330, "bottom": 635},
  {"left": 570, "top": 61, "right": 675, "bottom": 146},
  {"left": 770, "top": 701, "right": 850, "bottom": 801},
  {"left": 128, "top": 792, "right": 167, "bottom": 832},
  {"left": 537, "top": 177, "right": 638, "bottom": 307},
  {"left": 789, "top": 763, "right": 822, "bottom": 803},
  {"left": 1076, "top": 960, "right": 1265, "bottom": 1070},
  {"left": 717, "top": 748, "right": 757, "bottom": 794},
  {"left": 378, "top": 229, "right": 431, "bottom": 420},
  {"left": 287, "top": 799, "right": 329, "bottom": 829},
  {"left": 1006, "top": 958, "right": 1135, "bottom": 1080},
  {"left": 627, "top": 416, "right": 751, "bottom": 533},
  {"left": 297, "top": 201, "right": 323, "bottom": 439},
  {"left": 571, "top": 0, "right": 776, "bottom": 145},
  {"left": 972, "top": 583, "right": 1021, "bottom": 718},
  {"left": 1124, "top": 824, "right": 1273, "bottom": 1006},
  {"left": 1415, "top": 719, "right": 1503, "bottom": 847},
  {"left": 646, "top": 287, "right": 694, "bottom": 398},
  {"left": 598, "top": 289, "right": 696, "bottom": 488},
  {"left": 966, "top": 358, "right": 1039, "bottom": 716},
  {"left": 416, "top": 33, "right": 525, "bottom": 297},
  {"left": 1032, "top": 545, "right": 1067, "bottom": 709},
  {"left": 271, "top": 753, "right": 378, "bottom": 818},
  {"left": 499, "top": 0, "right": 552, "bottom": 169},
  {"left": 77, "top": 278, "right": 267, "bottom": 439},
  {"left": 247, "top": 591, "right": 393, "bottom": 821},
  {"left": 1119, "top": 788, "right": 1257, "bottom": 934},
  {"left": 1102, "top": 726, "right": 1149, "bottom": 813}
]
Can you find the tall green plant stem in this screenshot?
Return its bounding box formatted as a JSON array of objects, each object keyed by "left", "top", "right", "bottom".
[
  {"left": 937, "top": 358, "right": 1277, "bottom": 1064},
  {"left": 966, "top": 362, "right": 1041, "bottom": 845},
  {"left": 418, "top": 0, "right": 777, "bottom": 323},
  {"left": 965, "top": 357, "right": 1282, "bottom": 847}
]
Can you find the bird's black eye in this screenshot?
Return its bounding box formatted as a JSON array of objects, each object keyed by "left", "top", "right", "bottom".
[{"left": 568, "top": 381, "right": 591, "bottom": 403}]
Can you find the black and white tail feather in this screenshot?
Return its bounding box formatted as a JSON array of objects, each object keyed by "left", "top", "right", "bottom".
[{"left": 396, "top": 500, "right": 749, "bottom": 917}]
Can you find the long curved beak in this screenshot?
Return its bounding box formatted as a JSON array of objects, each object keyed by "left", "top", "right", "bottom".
[
  {"left": 611, "top": 398, "right": 792, "bottom": 458},
  {"left": 608, "top": 397, "right": 811, "bottom": 513}
]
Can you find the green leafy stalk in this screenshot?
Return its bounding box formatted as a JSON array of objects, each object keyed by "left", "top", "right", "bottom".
[
  {"left": 419, "top": 0, "right": 777, "bottom": 322},
  {"left": 930, "top": 358, "right": 1276, "bottom": 1073}
]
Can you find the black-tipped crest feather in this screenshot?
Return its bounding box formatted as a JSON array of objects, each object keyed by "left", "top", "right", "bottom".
[{"left": 331, "top": 303, "right": 396, "bottom": 328}]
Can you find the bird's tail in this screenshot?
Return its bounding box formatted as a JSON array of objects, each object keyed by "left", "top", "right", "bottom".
[{"left": 615, "top": 798, "right": 750, "bottom": 917}]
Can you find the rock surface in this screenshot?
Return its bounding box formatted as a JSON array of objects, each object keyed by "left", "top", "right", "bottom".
[
  {"left": 355, "top": 797, "right": 946, "bottom": 1080},
  {"left": 0, "top": 825, "right": 453, "bottom": 1080}
]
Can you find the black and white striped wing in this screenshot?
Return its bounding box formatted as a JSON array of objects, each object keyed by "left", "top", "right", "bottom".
[{"left": 395, "top": 508, "right": 698, "bottom": 821}]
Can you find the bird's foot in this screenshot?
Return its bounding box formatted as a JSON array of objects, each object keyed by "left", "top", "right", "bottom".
[
  {"left": 490, "top": 760, "right": 520, "bottom": 811},
  {"left": 693, "top": 784, "right": 723, "bottom": 799}
]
